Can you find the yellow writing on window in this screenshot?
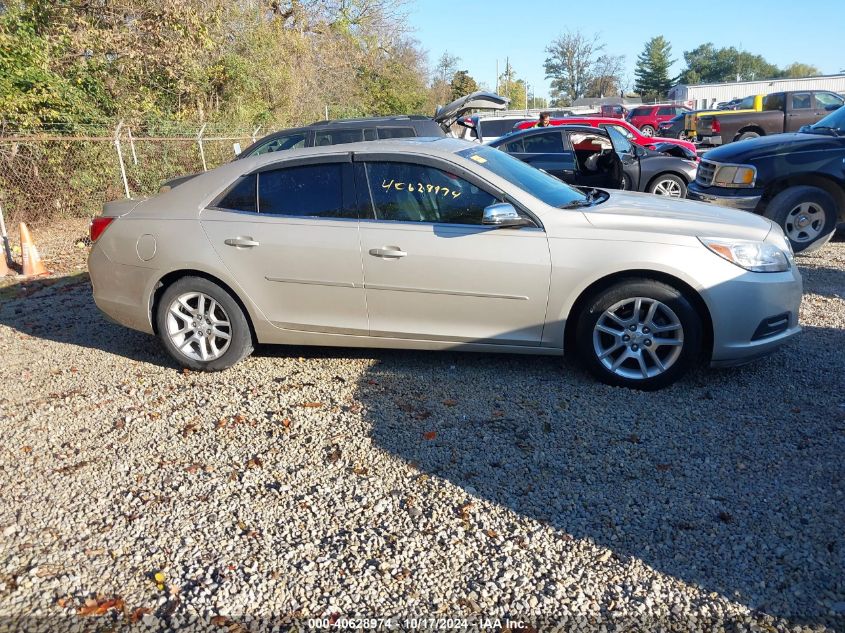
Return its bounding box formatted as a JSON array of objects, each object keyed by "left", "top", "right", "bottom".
[{"left": 380, "top": 179, "right": 461, "bottom": 199}]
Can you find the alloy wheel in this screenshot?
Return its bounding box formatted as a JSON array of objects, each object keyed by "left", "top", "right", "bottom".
[
  {"left": 592, "top": 297, "right": 684, "bottom": 380},
  {"left": 652, "top": 178, "right": 683, "bottom": 197},
  {"left": 165, "top": 291, "right": 232, "bottom": 361}
]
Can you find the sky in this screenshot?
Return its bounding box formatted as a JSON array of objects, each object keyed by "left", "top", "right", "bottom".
[{"left": 408, "top": 0, "right": 845, "bottom": 100}]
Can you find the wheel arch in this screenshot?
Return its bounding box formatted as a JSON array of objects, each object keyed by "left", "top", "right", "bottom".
[
  {"left": 733, "top": 126, "right": 765, "bottom": 140},
  {"left": 760, "top": 175, "right": 845, "bottom": 222},
  {"left": 150, "top": 269, "right": 258, "bottom": 344},
  {"left": 563, "top": 269, "right": 713, "bottom": 361}
]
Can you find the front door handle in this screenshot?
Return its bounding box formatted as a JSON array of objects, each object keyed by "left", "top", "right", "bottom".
[
  {"left": 224, "top": 237, "right": 260, "bottom": 248},
  {"left": 369, "top": 247, "right": 407, "bottom": 259}
]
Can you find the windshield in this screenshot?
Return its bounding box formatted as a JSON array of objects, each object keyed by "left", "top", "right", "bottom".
[
  {"left": 456, "top": 145, "right": 586, "bottom": 208},
  {"left": 809, "top": 105, "right": 845, "bottom": 133}
]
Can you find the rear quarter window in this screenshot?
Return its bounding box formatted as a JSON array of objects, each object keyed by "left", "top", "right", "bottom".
[{"left": 215, "top": 174, "right": 257, "bottom": 213}]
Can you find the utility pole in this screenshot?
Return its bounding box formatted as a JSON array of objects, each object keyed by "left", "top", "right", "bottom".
[{"left": 495, "top": 59, "right": 499, "bottom": 95}]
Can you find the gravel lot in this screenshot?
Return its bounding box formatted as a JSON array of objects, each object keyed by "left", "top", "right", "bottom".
[{"left": 0, "top": 220, "right": 843, "bottom": 632}]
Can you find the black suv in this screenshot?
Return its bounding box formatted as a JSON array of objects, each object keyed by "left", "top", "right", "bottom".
[
  {"left": 237, "top": 115, "right": 444, "bottom": 157},
  {"left": 687, "top": 104, "right": 845, "bottom": 254}
]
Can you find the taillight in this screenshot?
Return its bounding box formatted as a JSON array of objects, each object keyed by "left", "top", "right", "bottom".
[
  {"left": 90, "top": 216, "right": 114, "bottom": 243},
  {"left": 712, "top": 118, "right": 721, "bottom": 133}
]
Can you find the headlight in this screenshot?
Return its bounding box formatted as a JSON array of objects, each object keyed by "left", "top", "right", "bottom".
[
  {"left": 712, "top": 164, "right": 756, "bottom": 188},
  {"left": 699, "top": 238, "right": 790, "bottom": 272}
]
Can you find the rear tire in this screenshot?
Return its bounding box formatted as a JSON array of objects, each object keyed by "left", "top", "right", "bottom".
[
  {"left": 763, "top": 186, "right": 837, "bottom": 254},
  {"left": 641, "top": 125, "right": 656, "bottom": 137},
  {"left": 156, "top": 276, "right": 253, "bottom": 371},
  {"left": 647, "top": 173, "right": 687, "bottom": 198},
  {"left": 737, "top": 131, "right": 760, "bottom": 141},
  {"left": 574, "top": 279, "right": 703, "bottom": 390}
]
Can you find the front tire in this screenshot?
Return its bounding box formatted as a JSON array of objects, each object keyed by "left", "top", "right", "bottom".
[
  {"left": 574, "top": 279, "right": 703, "bottom": 390},
  {"left": 763, "top": 186, "right": 837, "bottom": 254},
  {"left": 648, "top": 173, "right": 687, "bottom": 198},
  {"left": 156, "top": 276, "right": 253, "bottom": 371}
]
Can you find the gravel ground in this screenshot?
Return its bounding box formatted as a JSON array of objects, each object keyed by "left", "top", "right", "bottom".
[{"left": 0, "top": 221, "right": 843, "bottom": 632}]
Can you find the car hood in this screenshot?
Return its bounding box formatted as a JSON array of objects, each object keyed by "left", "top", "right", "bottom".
[
  {"left": 577, "top": 190, "right": 772, "bottom": 241},
  {"left": 434, "top": 91, "right": 510, "bottom": 128},
  {"left": 701, "top": 132, "right": 843, "bottom": 162}
]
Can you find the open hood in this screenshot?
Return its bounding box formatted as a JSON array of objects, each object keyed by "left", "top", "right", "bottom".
[{"left": 434, "top": 91, "right": 510, "bottom": 129}]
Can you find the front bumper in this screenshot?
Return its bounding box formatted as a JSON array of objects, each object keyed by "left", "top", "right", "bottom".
[
  {"left": 706, "top": 265, "right": 802, "bottom": 367},
  {"left": 687, "top": 183, "right": 762, "bottom": 211}
]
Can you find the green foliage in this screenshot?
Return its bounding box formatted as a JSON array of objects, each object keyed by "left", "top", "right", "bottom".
[
  {"left": 498, "top": 62, "right": 526, "bottom": 109},
  {"left": 450, "top": 71, "right": 478, "bottom": 101},
  {"left": 634, "top": 36, "right": 673, "bottom": 100},
  {"left": 677, "top": 43, "right": 816, "bottom": 84}
]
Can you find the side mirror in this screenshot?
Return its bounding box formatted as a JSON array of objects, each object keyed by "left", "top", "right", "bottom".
[{"left": 482, "top": 203, "right": 531, "bottom": 228}]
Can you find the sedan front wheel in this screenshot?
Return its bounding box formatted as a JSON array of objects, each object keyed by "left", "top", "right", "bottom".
[{"left": 574, "top": 279, "right": 703, "bottom": 390}]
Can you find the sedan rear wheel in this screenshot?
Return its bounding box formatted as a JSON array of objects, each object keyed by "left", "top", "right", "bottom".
[
  {"left": 574, "top": 279, "right": 702, "bottom": 390},
  {"left": 156, "top": 276, "right": 253, "bottom": 371}
]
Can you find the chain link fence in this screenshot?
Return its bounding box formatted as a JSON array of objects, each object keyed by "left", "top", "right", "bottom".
[{"left": 0, "top": 121, "right": 278, "bottom": 226}]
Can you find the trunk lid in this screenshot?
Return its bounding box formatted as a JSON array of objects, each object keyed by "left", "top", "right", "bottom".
[{"left": 434, "top": 91, "right": 510, "bottom": 129}]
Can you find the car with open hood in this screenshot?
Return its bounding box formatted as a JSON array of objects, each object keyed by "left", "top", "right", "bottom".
[
  {"left": 89, "top": 137, "right": 800, "bottom": 390},
  {"left": 490, "top": 124, "right": 698, "bottom": 198}
]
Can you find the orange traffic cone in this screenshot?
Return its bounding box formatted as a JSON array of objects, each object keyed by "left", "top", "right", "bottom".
[{"left": 20, "top": 223, "right": 47, "bottom": 277}]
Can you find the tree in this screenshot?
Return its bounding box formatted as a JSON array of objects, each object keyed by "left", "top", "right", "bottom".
[
  {"left": 780, "top": 62, "right": 820, "bottom": 78},
  {"left": 634, "top": 36, "right": 673, "bottom": 100},
  {"left": 585, "top": 54, "right": 625, "bottom": 97},
  {"left": 433, "top": 51, "right": 460, "bottom": 84},
  {"left": 498, "top": 60, "right": 526, "bottom": 109},
  {"left": 543, "top": 31, "right": 624, "bottom": 106},
  {"left": 677, "top": 43, "right": 782, "bottom": 84},
  {"left": 450, "top": 70, "right": 478, "bottom": 100}
]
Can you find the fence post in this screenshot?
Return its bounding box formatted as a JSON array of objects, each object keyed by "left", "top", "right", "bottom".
[
  {"left": 126, "top": 126, "right": 138, "bottom": 165},
  {"left": 114, "top": 120, "right": 131, "bottom": 199},
  {"left": 251, "top": 126, "right": 261, "bottom": 144},
  {"left": 0, "top": 201, "right": 12, "bottom": 267},
  {"left": 197, "top": 123, "right": 208, "bottom": 172}
]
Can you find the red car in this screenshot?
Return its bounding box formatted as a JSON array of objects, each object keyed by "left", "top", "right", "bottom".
[
  {"left": 626, "top": 104, "right": 690, "bottom": 137},
  {"left": 514, "top": 117, "right": 698, "bottom": 156}
]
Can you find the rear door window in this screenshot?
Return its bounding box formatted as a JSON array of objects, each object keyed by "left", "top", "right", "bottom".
[
  {"left": 791, "top": 93, "right": 812, "bottom": 110},
  {"left": 258, "top": 164, "right": 349, "bottom": 217},
  {"left": 314, "top": 129, "right": 364, "bottom": 146},
  {"left": 522, "top": 132, "right": 564, "bottom": 153},
  {"left": 377, "top": 127, "right": 415, "bottom": 139},
  {"left": 657, "top": 107, "right": 674, "bottom": 116},
  {"left": 630, "top": 107, "right": 652, "bottom": 118}
]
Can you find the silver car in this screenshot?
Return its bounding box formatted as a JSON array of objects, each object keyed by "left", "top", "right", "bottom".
[{"left": 88, "top": 138, "right": 802, "bottom": 389}]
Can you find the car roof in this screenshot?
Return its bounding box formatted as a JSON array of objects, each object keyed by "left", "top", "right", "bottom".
[{"left": 307, "top": 115, "right": 433, "bottom": 127}]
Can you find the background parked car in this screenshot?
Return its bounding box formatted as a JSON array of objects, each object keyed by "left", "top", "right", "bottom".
[
  {"left": 627, "top": 104, "right": 691, "bottom": 137},
  {"left": 457, "top": 115, "right": 532, "bottom": 144},
  {"left": 688, "top": 104, "right": 845, "bottom": 253},
  {"left": 600, "top": 104, "right": 629, "bottom": 119},
  {"left": 695, "top": 90, "right": 844, "bottom": 146},
  {"left": 514, "top": 116, "right": 698, "bottom": 155},
  {"left": 489, "top": 124, "right": 697, "bottom": 197}
]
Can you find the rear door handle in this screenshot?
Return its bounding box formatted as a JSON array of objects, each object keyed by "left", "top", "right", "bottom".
[
  {"left": 224, "top": 237, "right": 260, "bottom": 248},
  {"left": 369, "top": 247, "right": 407, "bottom": 259}
]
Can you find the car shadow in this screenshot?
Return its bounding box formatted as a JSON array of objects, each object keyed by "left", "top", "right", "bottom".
[{"left": 353, "top": 324, "right": 843, "bottom": 627}]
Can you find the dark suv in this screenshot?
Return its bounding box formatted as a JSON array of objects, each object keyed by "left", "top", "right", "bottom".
[{"left": 238, "top": 116, "right": 444, "bottom": 157}]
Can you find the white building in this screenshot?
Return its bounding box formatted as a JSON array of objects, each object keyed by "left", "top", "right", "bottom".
[{"left": 668, "top": 74, "right": 845, "bottom": 110}]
